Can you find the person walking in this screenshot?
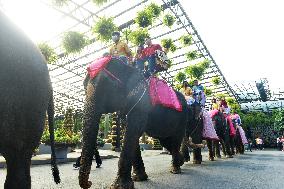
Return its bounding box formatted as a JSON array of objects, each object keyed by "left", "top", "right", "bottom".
[{"left": 73, "top": 147, "right": 102, "bottom": 169}]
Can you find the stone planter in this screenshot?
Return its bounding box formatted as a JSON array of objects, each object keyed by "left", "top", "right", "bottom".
[
  {"left": 55, "top": 147, "right": 68, "bottom": 160},
  {"left": 139, "top": 143, "right": 152, "bottom": 150}
]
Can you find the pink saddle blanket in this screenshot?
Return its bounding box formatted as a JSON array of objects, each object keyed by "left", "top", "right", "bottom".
[
  {"left": 149, "top": 77, "right": 182, "bottom": 112},
  {"left": 202, "top": 109, "right": 219, "bottom": 141},
  {"left": 238, "top": 126, "right": 248, "bottom": 144},
  {"left": 87, "top": 55, "right": 112, "bottom": 79}
]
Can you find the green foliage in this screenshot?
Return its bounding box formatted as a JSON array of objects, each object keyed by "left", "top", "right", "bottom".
[
  {"left": 180, "top": 35, "right": 192, "bottom": 46},
  {"left": 92, "top": 0, "right": 109, "bottom": 6},
  {"left": 41, "top": 127, "right": 80, "bottom": 146},
  {"left": 241, "top": 112, "right": 273, "bottom": 128},
  {"left": 135, "top": 9, "right": 153, "bottom": 28},
  {"left": 204, "top": 87, "right": 213, "bottom": 96},
  {"left": 186, "top": 50, "right": 201, "bottom": 61},
  {"left": 185, "top": 59, "right": 210, "bottom": 80},
  {"left": 92, "top": 17, "right": 117, "bottom": 42},
  {"left": 37, "top": 42, "right": 58, "bottom": 64},
  {"left": 161, "top": 38, "right": 176, "bottom": 52},
  {"left": 211, "top": 76, "right": 221, "bottom": 85},
  {"left": 128, "top": 28, "right": 150, "bottom": 46},
  {"left": 146, "top": 3, "right": 162, "bottom": 18},
  {"left": 226, "top": 97, "right": 236, "bottom": 105},
  {"left": 62, "top": 31, "right": 87, "bottom": 54},
  {"left": 163, "top": 14, "right": 176, "bottom": 27},
  {"left": 274, "top": 109, "right": 284, "bottom": 131},
  {"left": 51, "top": 0, "right": 69, "bottom": 7},
  {"left": 175, "top": 72, "right": 186, "bottom": 83}
]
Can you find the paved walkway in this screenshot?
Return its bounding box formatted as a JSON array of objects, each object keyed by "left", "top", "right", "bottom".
[{"left": 0, "top": 149, "right": 164, "bottom": 168}]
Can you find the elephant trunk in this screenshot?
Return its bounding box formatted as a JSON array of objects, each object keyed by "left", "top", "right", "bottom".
[
  {"left": 185, "top": 137, "right": 206, "bottom": 149},
  {"left": 47, "top": 93, "right": 61, "bottom": 184}
]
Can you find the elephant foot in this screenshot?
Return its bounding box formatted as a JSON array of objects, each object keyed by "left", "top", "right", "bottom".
[
  {"left": 184, "top": 157, "right": 190, "bottom": 162},
  {"left": 208, "top": 156, "right": 214, "bottom": 161},
  {"left": 193, "top": 160, "right": 202, "bottom": 164},
  {"left": 170, "top": 166, "right": 181, "bottom": 174},
  {"left": 132, "top": 171, "right": 148, "bottom": 182},
  {"left": 226, "top": 155, "right": 233, "bottom": 158},
  {"left": 110, "top": 177, "right": 134, "bottom": 189},
  {"left": 216, "top": 155, "right": 221, "bottom": 158},
  {"left": 79, "top": 171, "right": 92, "bottom": 189}
]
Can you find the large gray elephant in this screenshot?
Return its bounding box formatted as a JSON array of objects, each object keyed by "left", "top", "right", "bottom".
[
  {"left": 0, "top": 11, "right": 60, "bottom": 188},
  {"left": 79, "top": 57, "right": 189, "bottom": 189}
]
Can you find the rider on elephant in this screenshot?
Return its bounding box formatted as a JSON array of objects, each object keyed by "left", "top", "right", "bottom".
[
  {"left": 192, "top": 80, "right": 206, "bottom": 107},
  {"left": 143, "top": 38, "right": 163, "bottom": 75},
  {"left": 109, "top": 31, "right": 132, "bottom": 65}
]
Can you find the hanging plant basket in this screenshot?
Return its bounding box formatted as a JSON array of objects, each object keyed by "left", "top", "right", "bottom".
[
  {"left": 204, "top": 87, "right": 213, "bottom": 96},
  {"left": 163, "top": 14, "right": 176, "bottom": 27},
  {"left": 186, "top": 50, "right": 201, "bottom": 61},
  {"left": 185, "top": 59, "right": 210, "bottom": 80},
  {"left": 135, "top": 10, "right": 153, "bottom": 28},
  {"left": 51, "top": 0, "right": 69, "bottom": 7},
  {"left": 128, "top": 28, "right": 150, "bottom": 46},
  {"left": 37, "top": 42, "right": 58, "bottom": 64},
  {"left": 161, "top": 38, "right": 176, "bottom": 52},
  {"left": 146, "top": 3, "right": 162, "bottom": 18},
  {"left": 92, "top": 0, "right": 109, "bottom": 6},
  {"left": 175, "top": 72, "right": 187, "bottom": 83},
  {"left": 62, "top": 31, "right": 87, "bottom": 54},
  {"left": 92, "top": 17, "right": 117, "bottom": 42},
  {"left": 211, "top": 76, "right": 221, "bottom": 85},
  {"left": 180, "top": 35, "right": 192, "bottom": 46}
]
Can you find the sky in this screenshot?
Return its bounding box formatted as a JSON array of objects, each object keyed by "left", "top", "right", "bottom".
[{"left": 1, "top": 0, "right": 283, "bottom": 91}]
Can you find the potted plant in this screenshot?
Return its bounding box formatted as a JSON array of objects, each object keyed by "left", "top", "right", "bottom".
[
  {"left": 175, "top": 71, "right": 187, "bottom": 83},
  {"left": 62, "top": 31, "right": 88, "bottom": 54},
  {"left": 185, "top": 50, "right": 201, "bottom": 61},
  {"left": 161, "top": 38, "right": 177, "bottom": 52},
  {"left": 204, "top": 87, "right": 213, "bottom": 96},
  {"left": 185, "top": 59, "right": 210, "bottom": 80},
  {"left": 163, "top": 14, "right": 176, "bottom": 27},
  {"left": 92, "top": 16, "right": 117, "bottom": 42},
  {"left": 180, "top": 35, "right": 192, "bottom": 46},
  {"left": 128, "top": 28, "right": 150, "bottom": 46},
  {"left": 211, "top": 76, "right": 221, "bottom": 85},
  {"left": 37, "top": 42, "right": 58, "bottom": 64},
  {"left": 92, "top": 0, "right": 109, "bottom": 6},
  {"left": 135, "top": 9, "right": 153, "bottom": 28},
  {"left": 146, "top": 3, "right": 162, "bottom": 18},
  {"left": 41, "top": 108, "right": 80, "bottom": 159}
]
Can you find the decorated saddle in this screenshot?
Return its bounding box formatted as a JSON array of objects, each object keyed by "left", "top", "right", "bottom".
[
  {"left": 237, "top": 126, "right": 248, "bottom": 144},
  {"left": 87, "top": 55, "right": 112, "bottom": 79},
  {"left": 149, "top": 76, "right": 182, "bottom": 112},
  {"left": 202, "top": 108, "right": 219, "bottom": 140}
]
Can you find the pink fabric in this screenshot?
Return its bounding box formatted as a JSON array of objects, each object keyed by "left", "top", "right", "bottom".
[
  {"left": 143, "top": 44, "right": 162, "bottom": 56},
  {"left": 87, "top": 55, "right": 112, "bottom": 79},
  {"left": 225, "top": 114, "right": 236, "bottom": 137},
  {"left": 209, "top": 109, "right": 219, "bottom": 118},
  {"left": 231, "top": 113, "right": 240, "bottom": 120},
  {"left": 202, "top": 109, "right": 219, "bottom": 140},
  {"left": 149, "top": 77, "right": 182, "bottom": 112},
  {"left": 238, "top": 126, "right": 248, "bottom": 144}
]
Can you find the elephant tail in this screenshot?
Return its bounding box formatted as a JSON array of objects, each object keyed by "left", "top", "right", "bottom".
[{"left": 47, "top": 93, "right": 61, "bottom": 184}]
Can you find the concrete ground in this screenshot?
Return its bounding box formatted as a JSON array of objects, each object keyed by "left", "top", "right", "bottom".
[{"left": 0, "top": 149, "right": 284, "bottom": 189}]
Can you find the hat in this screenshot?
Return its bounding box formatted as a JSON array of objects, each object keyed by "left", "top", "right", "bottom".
[{"left": 112, "top": 31, "right": 120, "bottom": 36}]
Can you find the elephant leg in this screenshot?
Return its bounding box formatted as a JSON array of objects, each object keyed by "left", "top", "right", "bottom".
[
  {"left": 207, "top": 140, "right": 214, "bottom": 161},
  {"left": 224, "top": 139, "right": 233, "bottom": 158},
  {"left": 160, "top": 137, "right": 183, "bottom": 174},
  {"left": 220, "top": 140, "right": 227, "bottom": 157},
  {"left": 132, "top": 144, "right": 148, "bottom": 182},
  {"left": 192, "top": 148, "right": 202, "bottom": 164},
  {"left": 180, "top": 137, "right": 190, "bottom": 162},
  {"left": 111, "top": 113, "right": 145, "bottom": 189},
  {"left": 4, "top": 151, "right": 32, "bottom": 189},
  {"left": 214, "top": 141, "right": 222, "bottom": 158},
  {"left": 79, "top": 99, "right": 102, "bottom": 189},
  {"left": 230, "top": 137, "right": 235, "bottom": 155}
]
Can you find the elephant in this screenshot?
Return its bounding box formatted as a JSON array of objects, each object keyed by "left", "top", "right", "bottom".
[
  {"left": 78, "top": 57, "right": 190, "bottom": 189},
  {"left": 181, "top": 103, "right": 204, "bottom": 164},
  {"left": 207, "top": 111, "right": 234, "bottom": 159},
  {"left": 0, "top": 11, "right": 60, "bottom": 188}
]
